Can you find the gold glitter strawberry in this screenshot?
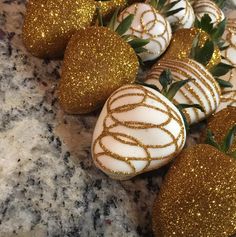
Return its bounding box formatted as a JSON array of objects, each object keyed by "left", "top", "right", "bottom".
[
  {"left": 58, "top": 12, "right": 149, "bottom": 114},
  {"left": 164, "top": 14, "right": 227, "bottom": 69},
  {"left": 153, "top": 116, "right": 236, "bottom": 236},
  {"left": 22, "top": 0, "right": 96, "bottom": 58}
]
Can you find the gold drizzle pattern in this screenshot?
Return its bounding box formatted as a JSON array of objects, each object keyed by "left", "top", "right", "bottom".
[
  {"left": 117, "top": 3, "right": 172, "bottom": 60},
  {"left": 145, "top": 58, "right": 221, "bottom": 124},
  {"left": 92, "top": 85, "right": 185, "bottom": 178},
  {"left": 193, "top": 0, "right": 225, "bottom": 25}
]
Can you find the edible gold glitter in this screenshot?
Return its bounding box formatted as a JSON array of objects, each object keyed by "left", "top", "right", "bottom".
[
  {"left": 96, "top": 0, "right": 127, "bottom": 18},
  {"left": 22, "top": 0, "right": 96, "bottom": 58},
  {"left": 152, "top": 144, "right": 236, "bottom": 237},
  {"left": 163, "top": 28, "right": 221, "bottom": 69},
  {"left": 207, "top": 107, "right": 236, "bottom": 152},
  {"left": 58, "top": 26, "right": 139, "bottom": 114}
]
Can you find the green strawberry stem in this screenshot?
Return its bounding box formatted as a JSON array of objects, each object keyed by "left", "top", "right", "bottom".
[
  {"left": 136, "top": 69, "right": 204, "bottom": 132},
  {"left": 206, "top": 125, "right": 236, "bottom": 159},
  {"left": 194, "top": 14, "right": 227, "bottom": 48},
  {"left": 189, "top": 23, "right": 235, "bottom": 89}
]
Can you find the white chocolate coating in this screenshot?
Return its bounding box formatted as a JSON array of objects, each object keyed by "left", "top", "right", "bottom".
[
  {"left": 145, "top": 58, "right": 221, "bottom": 124},
  {"left": 218, "top": 10, "right": 236, "bottom": 111},
  {"left": 146, "top": 0, "right": 195, "bottom": 30},
  {"left": 92, "top": 85, "right": 186, "bottom": 180},
  {"left": 193, "top": 0, "right": 225, "bottom": 25},
  {"left": 116, "top": 3, "right": 172, "bottom": 62}
]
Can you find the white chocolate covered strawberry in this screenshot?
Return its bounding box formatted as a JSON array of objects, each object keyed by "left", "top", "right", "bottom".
[{"left": 116, "top": 3, "right": 172, "bottom": 61}]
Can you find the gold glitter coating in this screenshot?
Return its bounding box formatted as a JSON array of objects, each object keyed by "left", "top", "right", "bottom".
[
  {"left": 207, "top": 107, "right": 236, "bottom": 152},
  {"left": 153, "top": 144, "right": 236, "bottom": 237},
  {"left": 22, "top": 0, "right": 96, "bottom": 58},
  {"left": 96, "top": 0, "right": 127, "bottom": 18},
  {"left": 58, "top": 27, "right": 139, "bottom": 114},
  {"left": 163, "top": 28, "right": 221, "bottom": 69},
  {"left": 92, "top": 85, "right": 186, "bottom": 179},
  {"left": 146, "top": 58, "right": 221, "bottom": 124}
]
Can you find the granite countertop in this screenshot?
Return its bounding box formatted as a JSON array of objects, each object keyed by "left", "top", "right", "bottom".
[{"left": 0, "top": 1, "right": 234, "bottom": 237}]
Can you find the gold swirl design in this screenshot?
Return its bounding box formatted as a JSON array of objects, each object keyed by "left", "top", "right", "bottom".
[
  {"left": 117, "top": 3, "right": 172, "bottom": 58},
  {"left": 145, "top": 58, "right": 221, "bottom": 124},
  {"left": 193, "top": 0, "right": 225, "bottom": 25},
  {"left": 92, "top": 85, "right": 185, "bottom": 177}
]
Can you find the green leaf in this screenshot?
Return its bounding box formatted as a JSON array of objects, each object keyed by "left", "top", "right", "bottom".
[
  {"left": 194, "top": 17, "right": 201, "bottom": 28},
  {"left": 159, "top": 69, "right": 172, "bottom": 94},
  {"left": 219, "top": 44, "right": 229, "bottom": 51},
  {"left": 107, "top": 7, "right": 120, "bottom": 31},
  {"left": 190, "top": 33, "right": 200, "bottom": 59},
  {"left": 149, "top": 0, "right": 158, "bottom": 8},
  {"left": 221, "top": 125, "right": 236, "bottom": 153},
  {"left": 166, "top": 79, "right": 193, "bottom": 101},
  {"left": 211, "top": 19, "right": 227, "bottom": 41},
  {"left": 215, "top": 78, "right": 233, "bottom": 89},
  {"left": 194, "top": 39, "right": 214, "bottom": 66},
  {"left": 177, "top": 108, "right": 190, "bottom": 132},
  {"left": 165, "top": 7, "right": 184, "bottom": 17},
  {"left": 129, "top": 38, "right": 149, "bottom": 49},
  {"left": 96, "top": 7, "right": 104, "bottom": 27},
  {"left": 210, "top": 62, "right": 235, "bottom": 77},
  {"left": 205, "top": 130, "right": 221, "bottom": 150},
  {"left": 196, "top": 14, "right": 214, "bottom": 35},
  {"left": 134, "top": 47, "right": 148, "bottom": 54},
  {"left": 175, "top": 103, "right": 204, "bottom": 132},
  {"left": 158, "top": 0, "right": 166, "bottom": 9},
  {"left": 115, "top": 14, "right": 134, "bottom": 36},
  {"left": 163, "top": 0, "right": 181, "bottom": 12},
  {"left": 135, "top": 81, "right": 161, "bottom": 92}
]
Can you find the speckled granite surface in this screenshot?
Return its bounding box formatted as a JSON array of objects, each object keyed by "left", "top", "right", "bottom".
[{"left": 0, "top": 1, "right": 234, "bottom": 237}]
